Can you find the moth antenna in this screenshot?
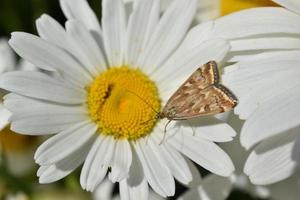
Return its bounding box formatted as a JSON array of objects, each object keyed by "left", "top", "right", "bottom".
[
  {"left": 124, "top": 89, "right": 160, "bottom": 115},
  {"left": 141, "top": 117, "right": 158, "bottom": 125},
  {"left": 124, "top": 89, "right": 161, "bottom": 132}
]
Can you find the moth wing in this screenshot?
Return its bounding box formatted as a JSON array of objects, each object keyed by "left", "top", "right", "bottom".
[
  {"left": 163, "top": 61, "right": 219, "bottom": 113},
  {"left": 163, "top": 84, "right": 238, "bottom": 119}
]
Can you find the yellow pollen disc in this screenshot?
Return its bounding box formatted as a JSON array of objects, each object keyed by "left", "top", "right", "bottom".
[{"left": 87, "top": 67, "right": 160, "bottom": 140}]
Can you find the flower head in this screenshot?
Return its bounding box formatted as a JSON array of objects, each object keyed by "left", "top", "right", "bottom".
[
  {"left": 3, "top": 0, "right": 300, "bottom": 199},
  {"left": 0, "top": 0, "right": 237, "bottom": 198}
]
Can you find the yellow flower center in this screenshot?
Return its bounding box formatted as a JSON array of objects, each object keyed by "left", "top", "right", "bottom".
[{"left": 87, "top": 67, "right": 160, "bottom": 140}]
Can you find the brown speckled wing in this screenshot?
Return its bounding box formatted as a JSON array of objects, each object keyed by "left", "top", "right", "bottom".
[{"left": 162, "top": 61, "right": 238, "bottom": 119}]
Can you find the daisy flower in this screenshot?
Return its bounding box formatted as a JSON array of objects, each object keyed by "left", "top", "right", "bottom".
[
  {"left": 222, "top": 0, "right": 300, "bottom": 185},
  {"left": 1, "top": 0, "right": 299, "bottom": 199},
  {"left": 0, "top": 0, "right": 236, "bottom": 198}
]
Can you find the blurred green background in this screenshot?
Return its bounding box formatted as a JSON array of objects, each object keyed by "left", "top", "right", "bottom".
[
  {"left": 0, "top": 0, "right": 267, "bottom": 199},
  {"left": 0, "top": 0, "right": 101, "bottom": 37}
]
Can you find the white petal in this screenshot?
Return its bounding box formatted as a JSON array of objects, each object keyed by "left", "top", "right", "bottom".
[
  {"left": 17, "top": 59, "right": 37, "bottom": 71},
  {"left": 81, "top": 135, "right": 116, "bottom": 192},
  {"left": 65, "top": 20, "right": 107, "bottom": 74},
  {"left": 158, "top": 141, "right": 192, "bottom": 185},
  {"left": 138, "top": 0, "right": 197, "bottom": 74},
  {"left": 186, "top": 8, "right": 300, "bottom": 47},
  {"left": 0, "top": 38, "right": 15, "bottom": 73},
  {"left": 176, "top": 117, "right": 236, "bottom": 142},
  {"left": 4, "top": 94, "right": 87, "bottom": 121},
  {"left": 125, "top": 0, "right": 160, "bottom": 67},
  {"left": 224, "top": 59, "right": 300, "bottom": 122},
  {"left": 36, "top": 15, "right": 107, "bottom": 75},
  {"left": 244, "top": 129, "right": 299, "bottom": 185},
  {"left": 0, "top": 104, "right": 11, "bottom": 131},
  {"left": 240, "top": 88, "right": 300, "bottom": 149},
  {"left": 59, "top": 0, "right": 102, "bottom": 34},
  {"left": 109, "top": 139, "right": 132, "bottom": 182},
  {"left": 34, "top": 121, "right": 97, "bottom": 165},
  {"left": 102, "top": 0, "right": 126, "bottom": 67},
  {"left": 126, "top": 146, "right": 145, "bottom": 190},
  {"left": 38, "top": 142, "right": 92, "bottom": 184},
  {"left": 11, "top": 115, "right": 87, "bottom": 135},
  {"left": 213, "top": 8, "right": 300, "bottom": 39},
  {"left": 167, "top": 131, "right": 234, "bottom": 177},
  {"left": 227, "top": 50, "right": 300, "bottom": 63},
  {"left": 93, "top": 179, "right": 114, "bottom": 200},
  {"left": 9, "top": 32, "right": 92, "bottom": 87},
  {"left": 0, "top": 71, "right": 86, "bottom": 104},
  {"left": 37, "top": 165, "right": 48, "bottom": 177},
  {"left": 153, "top": 39, "right": 230, "bottom": 102},
  {"left": 36, "top": 14, "right": 70, "bottom": 49},
  {"left": 230, "top": 37, "right": 300, "bottom": 52},
  {"left": 272, "top": 0, "right": 300, "bottom": 15},
  {"left": 134, "top": 138, "right": 175, "bottom": 197},
  {"left": 120, "top": 178, "right": 149, "bottom": 200},
  {"left": 178, "top": 174, "right": 232, "bottom": 200}
]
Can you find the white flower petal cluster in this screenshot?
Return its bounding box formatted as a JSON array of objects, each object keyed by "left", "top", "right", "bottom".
[
  {"left": 223, "top": 0, "right": 300, "bottom": 186},
  {"left": 1, "top": 0, "right": 300, "bottom": 199}
]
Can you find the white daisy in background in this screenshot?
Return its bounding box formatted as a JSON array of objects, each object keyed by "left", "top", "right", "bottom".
[
  {"left": 1, "top": 0, "right": 300, "bottom": 199},
  {"left": 222, "top": 0, "right": 300, "bottom": 187}
]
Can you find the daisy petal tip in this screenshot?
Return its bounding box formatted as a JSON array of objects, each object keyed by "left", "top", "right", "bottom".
[
  {"left": 240, "top": 134, "right": 254, "bottom": 150},
  {"left": 223, "top": 165, "right": 235, "bottom": 177},
  {"left": 247, "top": 174, "right": 265, "bottom": 186},
  {"left": 8, "top": 37, "right": 16, "bottom": 47},
  {"left": 39, "top": 176, "right": 49, "bottom": 184},
  {"left": 35, "top": 158, "right": 47, "bottom": 166},
  {"left": 243, "top": 164, "right": 251, "bottom": 176},
  {"left": 8, "top": 32, "right": 26, "bottom": 50},
  {"left": 80, "top": 182, "right": 86, "bottom": 191},
  {"left": 10, "top": 31, "right": 26, "bottom": 40},
  {"left": 218, "top": 158, "right": 235, "bottom": 177}
]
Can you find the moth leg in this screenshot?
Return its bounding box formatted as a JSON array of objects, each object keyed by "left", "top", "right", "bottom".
[
  {"left": 185, "top": 119, "right": 196, "bottom": 136},
  {"left": 159, "top": 119, "right": 172, "bottom": 145}
]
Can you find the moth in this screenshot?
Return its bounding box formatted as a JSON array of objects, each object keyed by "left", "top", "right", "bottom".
[
  {"left": 158, "top": 60, "right": 238, "bottom": 122},
  {"left": 128, "top": 60, "right": 238, "bottom": 139}
]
